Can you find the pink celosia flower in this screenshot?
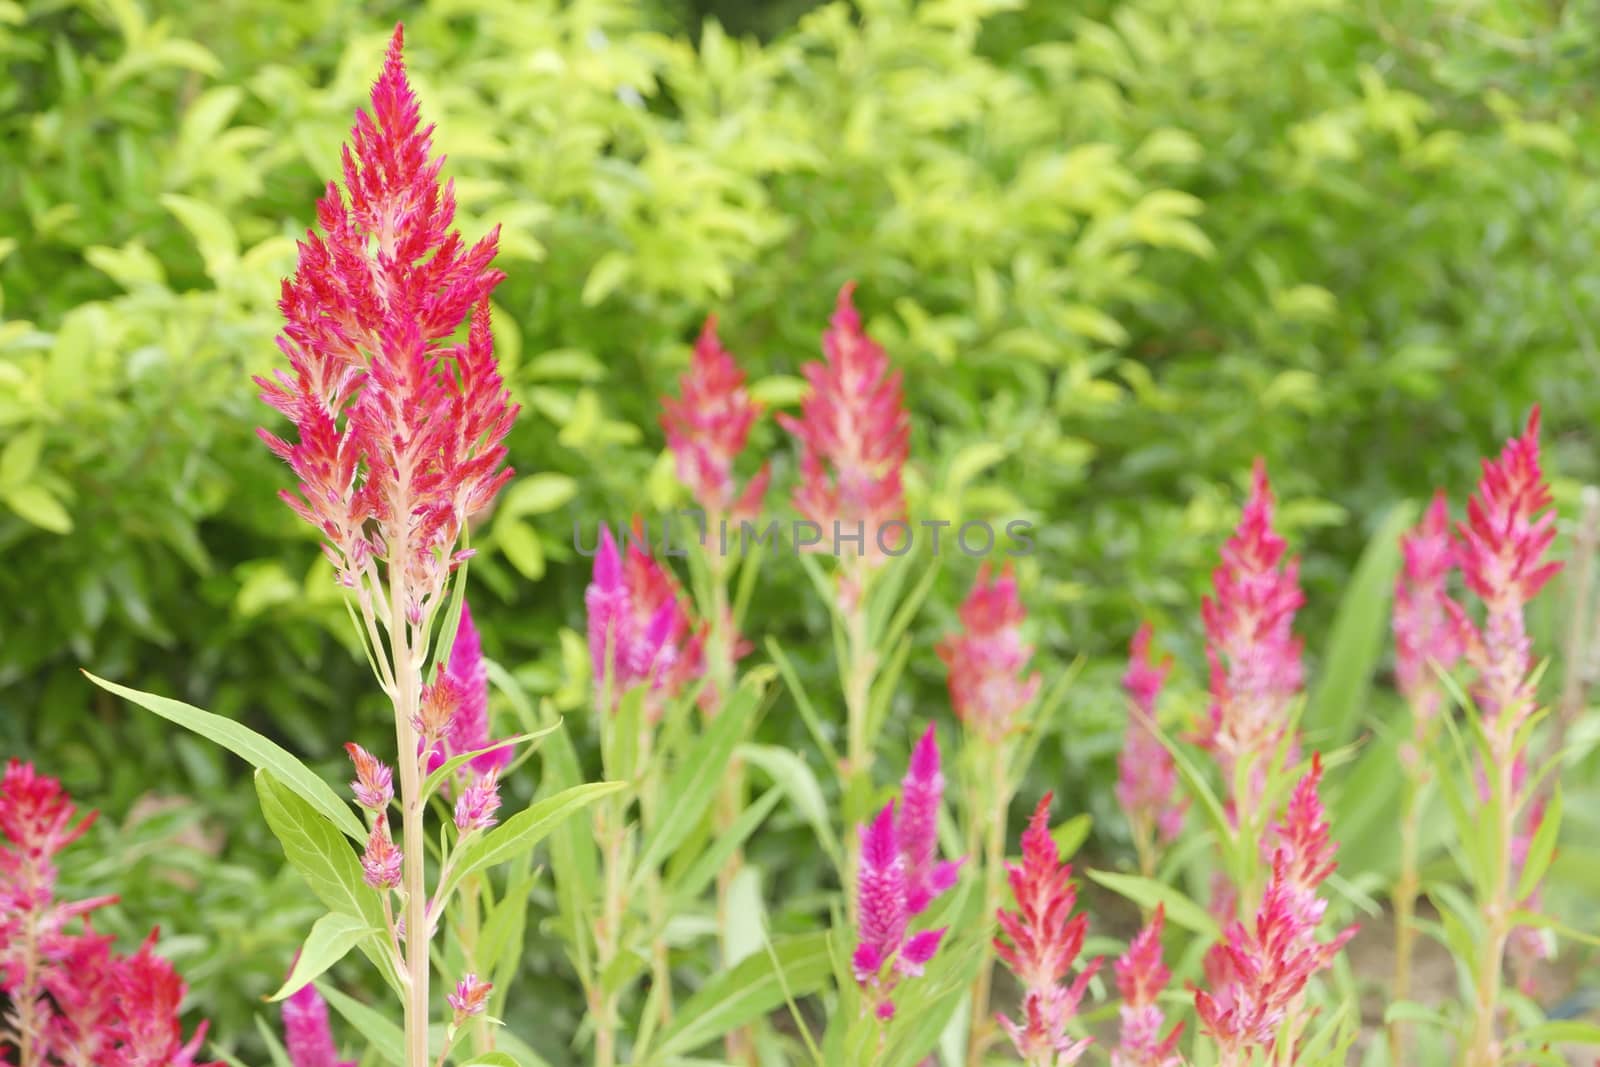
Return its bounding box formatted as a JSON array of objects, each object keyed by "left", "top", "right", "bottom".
[
  {"left": 660, "top": 315, "right": 771, "bottom": 521},
  {"left": 448, "top": 973, "right": 493, "bottom": 1024},
  {"left": 453, "top": 769, "right": 502, "bottom": 834},
  {"left": 936, "top": 563, "right": 1042, "bottom": 742},
  {"left": 424, "top": 602, "right": 514, "bottom": 782},
  {"left": 1448, "top": 408, "right": 1561, "bottom": 728},
  {"left": 1112, "top": 906, "right": 1183, "bottom": 1067},
  {"left": 584, "top": 524, "right": 699, "bottom": 715},
  {"left": 1393, "top": 492, "right": 1464, "bottom": 734},
  {"left": 1117, "top": 624, "right": 1184, "bottom": 846},
  {"left": 896, "top": 725, "right": 962, "bottom": 915},
  {"left": 111, "top": 934, "right": 216, "bottom": 1067},
  {"left": 995, "top": 793, "right": 1101, "bottom": 1067},
  {"left": 1197, "top": 460, "right": 1305, "bottom": 813},
  {"left": 361, "top": 814, "right": 403, "bottom": 890},
  {"left": 778, "top": 284, "right": 910, "bottom": 606},
  {"left": 256, "top": 25, "right": 516, "bottom": 622},
  {"left": 1194, "top": 757, "right": 1355, "bottom": 1063},
  {"left": 344, "top": 743, "right": 394, "bottom": 812},
  {"left": 852, "top": 803, "right": 947, "bottom": 1022},
  {"left": 282, "top": 981, "right": 354, "bottom": 1067}
]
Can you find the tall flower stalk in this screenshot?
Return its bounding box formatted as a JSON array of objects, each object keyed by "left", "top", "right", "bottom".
[
  {"left": 256, "top": 26, "right": 515, "bottom": 1065},
  {"left": 1445, "top": 410, "right": 1560, "bottom": 1067},
  {"left": 1387, "top": 492, "right": 1462, "bottom": 1060},
  {"left": 1118, "top": 623, "right": 1184, "bottom": 879},
  {"left": 936, "top": 563, "right": 1040, "bottom": 1061}
]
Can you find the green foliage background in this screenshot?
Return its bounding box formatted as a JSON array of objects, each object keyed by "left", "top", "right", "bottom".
[{"left": 3, "top": 0, "right": 1600, "bottom": 1059}]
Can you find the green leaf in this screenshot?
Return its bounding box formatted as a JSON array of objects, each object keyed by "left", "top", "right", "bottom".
[
  {"left": 1085, "top": 870, "right": 1219, "bottom": 939},
  {"left": 254, "top": 771, "right": 400, "bottom": 992},
  {"left": 317, "top": 981, "right": 405, "bottom": 1065},
  {"left": 1511, "top": 1020, "right": 1600, "bottom": 1046},
  {"left": 459, "top": 1056, "right": 522, "bottom": 1067},
  {"left": 0, "top": 425, "right": 43, "bottom": 488},
  {"left": 420, "top": 725, "right": 558, "bottom": 803},
  {"left": 667, "top": 785, "right": 781, "bottom": 903},
  {"left": 5, "top": 484, "right": 72, "bottom": 533},
  {"left": 739, "top": 742, "right": 841, "bottom": 865},
  {"left": 653, "top": 933, "right": 832, "bottom": 1060},
  {"left": 581, "top": 251, "right": 630, "bottom": 306},
  {"left": 1515, "top": 784, "right": 1561, "bottom": 902},
  {"left": 1304, "top": 501, "right": 1415, "bottom": 742},
  {"left": 269, "top": 912, "right": 379, "bottom": 1001},
  {"left": 161, "top": 193, "right": 238, "bottom": 278},
  {"left": 440, "top": 780, "right": 626, "bottom": 900},
  {"left": 84, "top": 672, "right": 365, "bottom": 840},
  {"left": 500, "top": 473, "right": 578, "bottom": 517},
  {"left": 765, "top": 637, "right": 839, "bottom": 766},
  {"left": 1051, "top": 813, "right": 1093, "bottom": 860}
]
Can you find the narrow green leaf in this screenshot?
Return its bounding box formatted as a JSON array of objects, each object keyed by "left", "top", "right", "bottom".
[
  {"left": 1511, "top": 1020, "right": 1600, "bottom": 1046},
  {"left": 668, "top": 786, "right": 781, "bottom": 904},
  {"left": 269, "top": 912, "right": 379, "bottom": 1001},
  {"left": 318, "top": 982, "right": 405, "bottom": 1065},
  {"left": 765, "top": 637, "right": 839, "bottom": 766},
  {"left": 459, "top": 1055, "right": 522, "bottom": 1067},
  {"left": 739, "top": 743, "right": 840, "bottom": 864},
  {"left": 420, "top": 725, "right": 558, "bottom": 802},
  {"left": 653, "top": 933, "right": 832, "bottom": 1059},
  {"left": 1515, "top": 785, "right": 1561, "bottom": 901},
  {"left": 1086, "top": 870, "right": 1219, "bottom": 939},
  {"left": 85, "top": 672, "right": 365, "bottom": 841},
  {"left": 440, "top": 780, "right": 626, "bottom": 900}
]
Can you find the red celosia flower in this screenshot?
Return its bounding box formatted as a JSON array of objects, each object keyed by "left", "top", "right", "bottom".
[
  {"left": 344, "top": 743, "right": 394, "bottom": 812},
  {"left": 852, "top": 803, "right": 947, "bottom": 1022},
  {"left": 777, "top": 283, "right": 910, "bottom": 598},
  {"left": 1117, "top": 624, "right": 1184, "bottom": 847},
  {"left": 1194, "top": 758, "right": 1355, "bottom": 1063},
  {"left": 660, "top": 315, "right": 771, "bottom": 521},
  {"left": 584, "top": 524, "right": 699, "bottom": 716},
  {"left": 256, "top": 25, "right": 516, "bottom": 622},
  {"left": 896, "top": 725, "right": 962, "bottom": 916},
  {"left": 1112, "top": 906, "right": 1183, "bottom": 1067},
  {"left": 1393, "top": 492, "right": 1463, "bottom": 732},
  {"left": 448, "top": 973, "right": 492, "bottom": 1023},
  {"left": 995, "top": 793, "right": 1101, "bottom": 1067},
  {"left": 1448, "top": 408, "right": 1561, "bottom": 728},
  {"left": 1197, "top": 460, "right": 1305, "bottom": 813},
  {"left": 110, "top": 934, "right": 216, "bottom": 1067},
  {"left": 283, "top": 981, "right": 354, "bottom": 1067},
  {"left": 360, "top": 814, "right": 403, "bottom": 890},
  {"left": 936, "top": 563, "right": 1041, "bottom": 742}
]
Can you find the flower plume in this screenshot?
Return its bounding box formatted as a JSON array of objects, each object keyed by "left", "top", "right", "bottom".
[
  {"left": 1112, "top": 906, "right": 1182, "bottom": 1067},
  {"left": 660, "top": 315, "right": 770, "bottom": 520},
  {"left": 1117, "top": 623, "right": 1184, "bottom": 849},
  {"left": 584, "top": 523, "right": 700, "bottom": 716},
  {"left": 937, "top": 562, "right": 1041, "bottom": 742}
]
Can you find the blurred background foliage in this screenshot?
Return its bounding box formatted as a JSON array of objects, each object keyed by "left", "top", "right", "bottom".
[{"left": 4, "top": 0, "right": 1600, "bottom": 1058}]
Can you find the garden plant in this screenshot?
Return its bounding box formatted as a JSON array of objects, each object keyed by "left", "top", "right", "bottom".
[{"left": 3, "top": 2, "right": 1600, "bottom": 1066}]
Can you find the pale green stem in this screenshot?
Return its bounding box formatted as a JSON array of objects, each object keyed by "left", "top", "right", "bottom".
[{"left": 966, "top": 736, "right": 1011, "bottom": 1064}]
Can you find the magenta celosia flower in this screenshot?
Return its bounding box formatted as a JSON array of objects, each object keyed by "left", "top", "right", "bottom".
[
  {"left": 1196, "top": 460, "right": 1305, "bottom": 813},
  {"left": 1194, "top": 757, "right": 1355, "bottom": 1063},
  {"left": 448, "top": 973, "right": 493, "bottom": 1024},
  {"left": 660, "top": 315, "right": 772, "bottom": 521},
  {"left": 360, "top": 814, "right": 403, "bottom": 890},
  {"left": 995, "top": 793, "right": 1101, "bottom": 1067},
  {"left": 111, "top": 935, "right": 217, "bottom": 1067},
  {"left": 344, "top": 743, "right": 394, "bottom": 812},
  {"left": 896, "top": 725, "right": 962, "bottom": 915},
  {"left": 1448, "top": 408, "right": 1561, "bottom": 728},
  {"left": 1393, "top": 492, "right": 1464, "bottom": 733},
  {"left": 778, "top": 283, "right": 910, "bottom": 604},
  {"left": 453, "top": 769, "right": 502, "bottom": 834},
  {"left": 852, "top": 803, "right": 947, "bottom": 1022},
  {"left": 936, "top": 563, "right": 1042, "bottom": 743},
  {"left": 1117, "top": 623, "right": 1184, "bottom": 847},
  {"left": 256, "top": 25, "right": 516, "bottom": 622},
  {"left": 283, "top": 981, "right": 354, "bottom": 1067},
  {"left": 423, "top": 602, "right": 514, "bottom": 782},
  {"left": 1112, "top": 906, "right": 1183, "bottom": 1067},
  {"left": 584, "top": 524, "right": 699, "bottom": 715}
]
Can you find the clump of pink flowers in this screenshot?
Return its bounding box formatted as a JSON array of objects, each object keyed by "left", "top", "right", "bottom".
[
  {"left": 1393, "top": 492, "right": 1464, "bottom": 738},
  {"left": 1111, "top": 906, "right": 1182, "bottom": 1067},
  {"left": 660, "top": 315, "right": 770, "bottom": 523},
  {"left": 936, "top": 562, "right": 1041, "bottom": 743},
  {"left": 282, "top": 983, "right": 353, "bottom": 1067},
  {"left": 0, "top": 760, "right": 217, "bottom": 1067},
  {"left": 1117, "top": 623, "right": 1184, "bottom": 870},
  {"left": 853, "top": 726, "right": 960, "bottom": 1022},
  {"left": 994, "top": 793, "right": 1101, "bottom": 1067},
  {"left": 584, "top": 524, "right": 701, "bottom": 715},
  {"left": 1194, "top": 756, "right": 1354, "bottom": 1065}
]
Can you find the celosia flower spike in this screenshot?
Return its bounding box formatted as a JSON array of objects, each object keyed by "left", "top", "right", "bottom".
[
  {"left": 584, "top": 523, "right": 700, "bottom": 716},
  {"left": 852, "top": 801, "right": 948, "bottom": 1022},
  {"left": 257, "top": 25, "right": 516, "bottom": 623},
  {"left": 453, "top": 769, "right": 502, "bottom": 834},
  {"left": 283, "top": 982, "right": 355, "bottom": 1067},
  {"left": 897, "top": 724, "right": 962, "bottom": 915},
  {"left": 427, "top": 602, "right": 513, "bottom": 782},
  {"left": 448, "top": 973, "right": 493, "bottom": 1024},
  {"left": 937, "top": 563, "right": 1042, "bottom": 742},
  {"left": 1117, "top": 623, "right": 1185, "bottom": 846},
  {"left": 344, "top": 743, "right": 394, "bottom": 812},
  {"left": 1112, "top": 906, "right": 1183, "bottom": 1067},
  {"left": 360, "top": 814, "right": 403, "bottom": 890},
  {"left": 778, "top": 283, "right": 910, "bottom": 599},
  {"left": 660, "top": 315, "right": 771, "bottom": 520},
  {"left": 995, "top": 793, "right": 1100, "bottom": 1067},
  {"left": 1393, "top": 492, "right": 1464, "bottom": 739}
]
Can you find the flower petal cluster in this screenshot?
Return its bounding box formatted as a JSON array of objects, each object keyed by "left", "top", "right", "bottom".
[
  {"left": 1194, "top": 756, "right": 1354, "bottom": 1061},
  {"left": 584, "top": 524, "right": 699, "bottom": 715},
  {"left": 995, "top": 793, "right": 1101, "bottom": 1067},
  {"left": 0, "top": 761, "right": 217, "bottom": 1065},
  {"left": 1393, "top": 492, "right": 1463, "bottom": 729},
  {"left": 282, "top": 982, "right": 354, "bottom": 1067},
  {"left": 1448, "top": 408, "right": 1561, "bottom": 727},
  {"left": 852, "top": 726, "right": 960, "bottom": 1021},
  {"left": 1112, "top": 906, "right": 1183, "bottom": 1067},
  {"left": 256, "top": 25, "right": 516, "bottom": 621},
  {"left": 936, "top": 563, "right": 1041, "bottom": 742},
  {"left": 778, "top": 283, "right": 910, "bottom": 587},
  {"left": 448, "top": 973, "right": 492, "bottom": 1023},
  {"left": 1116, "top": 624, "right": 1184, "bottom": 845},
  {"left": 422, "top": 602, "right": 514, "bottom": 783},
  {"left": 660, "top": 315, "right": 771, "bottom": 520}
]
